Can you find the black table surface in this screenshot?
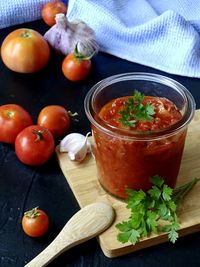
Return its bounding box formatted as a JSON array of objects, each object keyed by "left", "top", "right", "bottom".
[{"left": 0, "top": 20, "right": 200, "bottom": 267}]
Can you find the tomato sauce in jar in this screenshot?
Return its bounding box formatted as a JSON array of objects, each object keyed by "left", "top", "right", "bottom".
[{"left": 92, "top": 95, "right": 185, "bottom": 199}]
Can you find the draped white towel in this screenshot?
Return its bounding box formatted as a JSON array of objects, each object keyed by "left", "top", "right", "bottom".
[{"left": 67, "top": 0, "right": 200, "bottom": 78}]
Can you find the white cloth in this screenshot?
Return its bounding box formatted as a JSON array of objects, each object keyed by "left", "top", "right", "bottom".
[{"left": 67, "top": 0, "right": 200, "bottom": 78}]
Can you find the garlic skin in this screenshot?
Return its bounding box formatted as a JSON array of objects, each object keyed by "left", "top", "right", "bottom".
[
  {"left": 44, "top": 13, "right": 99, "bottom": 56},
  {"left": 60, "top": 133, "right": 91, "bottom": 162}
]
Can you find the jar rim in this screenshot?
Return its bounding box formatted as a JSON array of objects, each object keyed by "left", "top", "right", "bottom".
[{"left": 84, "top": 72, "right": 196, "bottom": 141}]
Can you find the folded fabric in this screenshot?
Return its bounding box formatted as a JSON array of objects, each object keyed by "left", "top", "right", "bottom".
[
  {"left": 0, "top": 0, "right": 68, "bottom": 29},
  {"left": 67, "top": 0, "right": 200, "bottom": 78}
]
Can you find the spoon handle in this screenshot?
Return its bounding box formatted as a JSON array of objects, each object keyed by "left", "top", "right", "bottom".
[
  {"left": 24, "top": 231, "right": 72, "bottom": 267},
  {"left": 24, "top": 202, "right": 114, "bottom": 267}
]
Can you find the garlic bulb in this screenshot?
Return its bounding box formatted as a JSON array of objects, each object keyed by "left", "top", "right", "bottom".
[
  {"left": 44, "top": 13, "right": 99, "bottom": 56},
  {"left": 60, "top": 132, "right": 91, "bottom": 162}
]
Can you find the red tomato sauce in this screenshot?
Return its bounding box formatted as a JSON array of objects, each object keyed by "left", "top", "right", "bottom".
[
  {"left": 92, "top": 96, "right": 185, "bottom": 199},
  {"left": 99, "top": 96, "right": 182, "bottom": 130}
]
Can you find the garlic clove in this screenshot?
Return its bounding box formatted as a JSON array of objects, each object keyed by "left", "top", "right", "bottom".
[
  {"left": 44, "top": 13, "right": 99, "bottom": 56},
  {"left": 70, "top": 141, "right": 88, "bottom": 162},
  {"left": 60, "top": 132, "right": 91, "bottom": 162},
  {"left": 60, "top": 133, "right": 90, "bottom": 152},
  {"left": 68, "top": 151, "right": 76, "bottom": 161}
]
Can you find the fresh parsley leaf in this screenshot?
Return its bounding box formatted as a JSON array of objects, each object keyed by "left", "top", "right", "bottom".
[
  {"left": 129, "top": 213, "right": 143, "bottom": 229},
  {"left": 168, "top": 228, "right": 179, "bottom": 244},
  {"left": 129, "top": 229, "right": 141, "bottom": 244},
  {"left": 117, "top": 231, "right": 132, "bottom": 244},
  {"left": 116, "top": 221, "right": 141, "bottom": 245},
  {"left": 146, "top": 103, "right": 156, "bottom": 117},
  {"left": 134, "top": 90, "right": 144, "bottom": 101},
  {"left": 162, "top": 184, "right": 173, "bottom": 201},
  {"left": 116, "top": 221, "right": 132, "bottom": 232},
  {"left": 166, "top": 200, "right": 177, "bottom": 212},
  {"left": 148, "top": 185, "right": 161, "bottom": 200},
  {"left": 126, "top": 189, "right": 146, "bottom": 208},
  {"left": 164, "top": 219, "right": 180, "bottom": 243},
  {"left": 161, "top": 224, "right": 172, "bottom": 233},
  {"left": 139, "top": 218, "right": 148, "bottom": 237},
  {"left": 116, "top": 175, "right": 199, "bottom": 246},
  {"left": 157, "top": 202, "right": 169, "bottom": 218},
  {"left": 119, "top": 90, "right": 155, "bottom": 127},
  {"left": 150, "top": 175, "right": 164, "bottom": 188},
  {"left": 146, "top": 210, "right": 158, "bottom": 233}
]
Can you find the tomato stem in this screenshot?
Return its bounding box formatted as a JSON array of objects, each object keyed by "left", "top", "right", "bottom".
[
  {"left": 73, "top": 44, "right": 95, "bottom": 62},
  {"left": 20, "top": 30, "right": 31, "bottom": 38},
  {"left": 6, "top": 111, "right": 15, "bottom": 118},
  {"left": 32, "top": 129, "right": 46, "bottom": 142},
  {"left": 68, "top": 111, "right": 79, "bottom": 122},
  {"left": 24, "top": 207, "right": 40, "bottom": 218}
]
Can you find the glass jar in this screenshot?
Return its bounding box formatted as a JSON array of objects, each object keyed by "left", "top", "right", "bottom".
[{"left": 84, "top": 73, "right": 195, "bottom": 199}]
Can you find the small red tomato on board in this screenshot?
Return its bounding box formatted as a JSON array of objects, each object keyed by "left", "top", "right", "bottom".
[
  {"left": 42, "top": 1, "right": 67, "bottom": 26},
  {"left": 1, "top": 28, "right": 50, "bottom": 73},
  {"left": 22, "top": 207, "right": 49, "bottom": 237},
  {"left": 62, "top": 47, "right": 92, "bottom": 81},
  {"left": 0, "top": 104, "right": 33, "bottom": 144},
  {"left": 37, "top": 105, "right": 77, "bottom": 138},
  {"left": 15, "top": 125, "right": 55, "bottom": 166}
]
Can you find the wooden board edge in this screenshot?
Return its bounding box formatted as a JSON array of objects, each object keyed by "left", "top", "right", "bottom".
[{"left": 99, "top": 223, "right": 200, "bottom": 258}]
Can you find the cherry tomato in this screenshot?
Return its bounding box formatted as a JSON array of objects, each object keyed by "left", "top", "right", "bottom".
[
  {"left": 42, "top": 1, "right": 67, "bottom": 26},
  {"left": 22, "top": 207, "right": 49, "bottom": 237},
  {"left": 37, "top": 105, "right": 72, "bottom": 138},
  {"left": 15, "top": 125, "right": 55, "bottom": 166},
  {"left": 62, "top": 53, "right": 92, "bottom": 81},
  {"left": 0, "top": 104, "right": 33, "bottom": 144},
  {"left": 1, "top": 28, "right": 50, "bottom": 73}
]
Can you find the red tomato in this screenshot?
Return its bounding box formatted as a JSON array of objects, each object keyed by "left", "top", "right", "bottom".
[
  {"left": 42, "top": 1, "right": 67, "bottom": 26},
  {"left": 15, "top": 125, "right": 55, "bottom": 166},
  {"left": 1, "top": 28, "right": 50, "bottom": 73},
  {"left": 0, "top": 104, "right": 33, "bottom": 144},
  {"left": 62, "top": 53, "right": 92, "bottom": 81},
  {"left": 22, "top": 207, "right": 49, "bottom": 237},
  {"left": 37, "top": 105, "right": 71, "bottom": 138}
]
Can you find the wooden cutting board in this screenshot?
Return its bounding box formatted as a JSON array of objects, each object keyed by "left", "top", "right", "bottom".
[{"left": 55, "top": 109, "right": 200, "bottom": 258}]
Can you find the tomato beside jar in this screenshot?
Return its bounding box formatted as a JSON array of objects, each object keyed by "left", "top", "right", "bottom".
[
  {"left": 0, "top": 104, "right": 33, "bottom": 144},
  {"left": 1, "top": 28, "right": 50, "bottom": 73},
  {"left": 37, "top": 105, "right": 71, "bottom": 138},
  {"left": 15, "top": 125, "right": 54, "bottom": 166}
]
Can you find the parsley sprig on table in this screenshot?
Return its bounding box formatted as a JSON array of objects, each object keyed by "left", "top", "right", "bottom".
[
  {"left": 119, "top": 90, "right": 155, "bottom": 127},
  {"left": 116, "top": 176, "right": 200, "bottom": 245}
]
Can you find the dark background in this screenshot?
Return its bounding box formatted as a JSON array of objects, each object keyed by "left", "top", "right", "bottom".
[{"left": 0, "top": 19, "right": 200, "bottom": 267}]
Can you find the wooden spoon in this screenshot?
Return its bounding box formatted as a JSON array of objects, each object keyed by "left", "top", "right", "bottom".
[{"left": 25, "top": 202, "right": 115, "bottom": 267}]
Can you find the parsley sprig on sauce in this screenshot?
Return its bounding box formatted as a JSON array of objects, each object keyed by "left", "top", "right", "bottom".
[
  {"left": 116, "top": 176, "right": 200, "bottom": 245},
  {"left": 119, "top": 90, "right": 155, "bottom": 127}
]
